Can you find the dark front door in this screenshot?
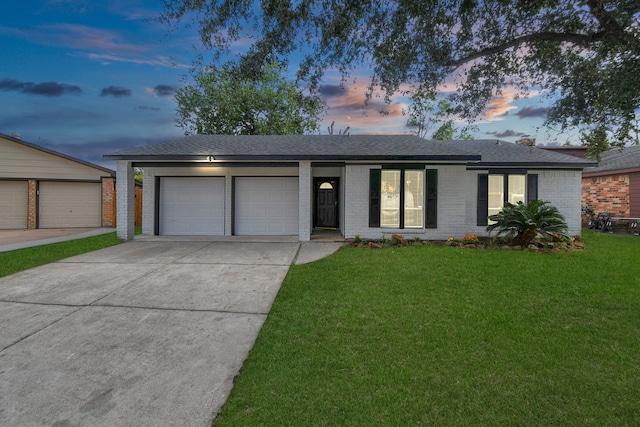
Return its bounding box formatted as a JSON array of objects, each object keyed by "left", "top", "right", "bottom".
[{"left": 315, "top": 178, "right": 339, "bottom": 228}]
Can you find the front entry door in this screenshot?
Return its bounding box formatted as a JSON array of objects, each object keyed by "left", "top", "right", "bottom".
[{"left": 315, "top": 178, "right": 339, "bottom": 228}]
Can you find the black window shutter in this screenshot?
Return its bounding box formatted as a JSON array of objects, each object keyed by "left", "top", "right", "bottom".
[
  {"left": 527, "top": 174, "right": 538, "bottom": 203},
  {"left": 369, "top": 169, "right": 381, "bottom": 228},
  {"left": 477, "top": 174, "right": 489, "bottom": 226},
  {"left": 425, "top": 169, "right": 438, "bottom": 228}
]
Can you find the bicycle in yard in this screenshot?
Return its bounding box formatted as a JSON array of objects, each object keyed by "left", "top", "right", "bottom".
[{"left": 582, "top": 206, "right": 613, "bottom": 232}]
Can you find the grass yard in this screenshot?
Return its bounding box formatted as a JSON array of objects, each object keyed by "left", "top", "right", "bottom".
[
  {"left": 215, "top": 230, "right": 640, "bottom": 426},
  {"left": 0, "top": 232, "right": 122, "bottom": 278}
]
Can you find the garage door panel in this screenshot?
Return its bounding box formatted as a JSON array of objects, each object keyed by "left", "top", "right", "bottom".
[
  {"left": 39, "top": 182, "right": 101, "bottom": 228},
  {"left": 0, "top": 181, "right": 28, "bottom": 229},
  {"left": 234, "top": 177, "right": 299, "bottom": 236},
  {"left": 159, "top": 177, "right": 225, "bottom": 235}
]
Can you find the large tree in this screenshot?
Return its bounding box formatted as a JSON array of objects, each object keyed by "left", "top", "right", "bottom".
[
  {"left": 405, "top": 92, "right": 476, "bottom": 140},
  {"left": 161, "top": 0, "right": 639, "bottom": 152},
  {"left": 174, "top": 61, "right": 324, "bottom": 135}
]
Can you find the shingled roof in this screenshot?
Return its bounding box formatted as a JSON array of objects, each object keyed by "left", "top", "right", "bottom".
[
  {"left": 444, "top": 140, "right": 597, "bottom": 168},
  {"left": 103, "top": 135, "right": 595, "bottom": 168},
  {"left": 583, "top": 145, "right": 640, "bottom": 175},
  {"left": 104, "top": 134, "right": 480, "bottom": 161}
]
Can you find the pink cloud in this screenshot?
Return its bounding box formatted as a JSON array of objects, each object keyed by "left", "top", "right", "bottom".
[
  {"left": 83, "top": 53, "right": 188, "bottom": 68},
  {"left": 484, "top": 95, "right": 518, "bottom": 121},
  {"left": 482, "top": 87, "right": 546, "bottom": 122},
  {"left": 40, "top": 23, "right": 142, "bottom": 52},
  {"left": 319, "top": 78, "right": 409, "bottom": 134}
]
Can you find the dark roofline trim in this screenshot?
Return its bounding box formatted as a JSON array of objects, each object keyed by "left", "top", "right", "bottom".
[
  {"left": 1, "top": 132, "right": 115, "bottom": 176},
  {"left": 345, "top": 161, "right": 473, "bottom": 166},
  {"left": 131, "top": 161, "right": 300, "bottom": 168},
  {"left": 467, "top": 161, "right": 596, "bottom": 169},
  {"left": 105, "top": 154, "right": 481, "bottom": 162},
  {"left": 583, "top": 167, "right": 640, "bottom": 178}
]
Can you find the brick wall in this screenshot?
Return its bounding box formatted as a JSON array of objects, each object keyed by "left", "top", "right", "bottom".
[
  {"left": 582, "top": 174, "right": 630, "bottom": 218},
  {"left": 27, "top": 179, "right": 37, "bottom": 229},
  {"left": 101, "top": 177, "right": 116, "bottom": 227},
  {"left": 629, "top": 172, "right": 640, "bottom": 217}
]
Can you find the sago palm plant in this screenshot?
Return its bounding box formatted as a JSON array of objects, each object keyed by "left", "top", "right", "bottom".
[{"left": 486, "top": 200, "right": 570, "bottom": 245}]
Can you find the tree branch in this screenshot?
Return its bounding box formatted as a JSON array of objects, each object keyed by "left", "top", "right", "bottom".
[
  {"left": 586, "top": 0, "right": 625, "bottom": 36},
  {"left": 443, "top": 31, "right": 606, "bottom": 69}
]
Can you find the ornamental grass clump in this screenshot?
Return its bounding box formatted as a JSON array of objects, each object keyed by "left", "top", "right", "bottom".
[{"left": 486, "top": 200, "right": 570, "bottom": 246}]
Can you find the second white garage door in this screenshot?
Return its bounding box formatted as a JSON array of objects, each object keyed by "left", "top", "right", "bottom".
[
  {"left": 159, "top": 177, "right": 225, "bottom": 235},
  {"left": 39, "top": 181, "right": 101, "bottom": 228},
  {"left": 234, "top": 177, "right": 299, "bottom": 235}
]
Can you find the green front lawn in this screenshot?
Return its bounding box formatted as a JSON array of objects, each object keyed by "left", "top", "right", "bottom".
[
  {"left": 215, "top": 230, "right": 640, "bottom": 426},
  {"left": 0, "top": 232, "right": 122, "bottom": 278}
]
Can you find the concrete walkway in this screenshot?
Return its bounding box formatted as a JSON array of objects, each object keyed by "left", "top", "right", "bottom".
[
  {"left": 0, "top": 228, "right": 115, "bottom": 252},
  {"left": 0, "top": 238, "right": 344, "bottom": 426}
]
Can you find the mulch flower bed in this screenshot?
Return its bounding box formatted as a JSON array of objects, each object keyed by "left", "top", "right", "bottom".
[{"left": 347, "top": 233, "right": 585, "bottom": 252}]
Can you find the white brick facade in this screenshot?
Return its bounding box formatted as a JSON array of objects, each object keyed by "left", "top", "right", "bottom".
[
  {"left": 537, "top": 169, "right": 583, "bottom": 236},
  {"left": 298, "top": 161, "right": 312, "bottom": 242},
  {"left": 135, "top": 163, "right": 584, "bottom": 241},
  {"left": 343, "top": 164, "right": 471, "bottom": 241},
  {"left": 465, "top": 169, "right": 584, "bottom": 238},
  {"left": 142, "top": 167, "right": 156, "bottom": 236},
  {"left": 116, "top": 160, "right": 135, "bottom": 241}
]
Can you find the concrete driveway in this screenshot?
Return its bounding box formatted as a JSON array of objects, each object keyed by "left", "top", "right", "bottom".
[{"left": 0, "top": 239, "right": 330, "bottom": 426}]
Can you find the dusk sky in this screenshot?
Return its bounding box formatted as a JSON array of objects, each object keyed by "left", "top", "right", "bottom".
[{"left": 1, "top": 0, "right": 570, "bottom": 169}]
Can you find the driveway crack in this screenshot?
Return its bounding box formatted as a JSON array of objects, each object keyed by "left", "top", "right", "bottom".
[{"left": 0, "top": 302, "right": 83, "bottom": 354}]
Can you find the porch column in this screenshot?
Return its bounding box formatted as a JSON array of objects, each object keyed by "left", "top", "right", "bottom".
[
  {"left": 142, "top": 168, "right": 156, "bottom": 235},
  {"left": 116, "top": 160, "right": 135, "bottom": 241},
  {"left": 299, "top": 161, "right": 312, "bottom": 242}
]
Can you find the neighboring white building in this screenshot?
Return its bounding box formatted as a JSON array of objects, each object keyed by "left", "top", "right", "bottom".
[{"left": 104, "top": 135, "right": 596, "bottom": 241}]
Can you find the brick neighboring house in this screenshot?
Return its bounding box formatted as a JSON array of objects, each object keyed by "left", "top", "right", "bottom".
[{"left": 581, "top": 145, "right": 640, "bottom": 218}]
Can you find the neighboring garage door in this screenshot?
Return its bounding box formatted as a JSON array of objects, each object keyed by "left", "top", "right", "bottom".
[
  {"left": 159, "top": 177, "right": 225, "bottom": 235},
  {"left": 0, "top": 180, "right": 28, "bottom": 229},
  {"left": 39, "top": 182, "right": 102, "bottom": 228},
  {"left": 234, "top": 177, "right": 299, "bottom": 235}
]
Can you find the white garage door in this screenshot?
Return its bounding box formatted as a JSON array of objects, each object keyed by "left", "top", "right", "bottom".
[
  {"left": 0, "top": 180, "right": 28, "bottom": 229},
  {"left": 39, "top": 182, "right": 101, "bottom": 228},
  {"left": 159, "top": 177, "right": 225, "bottom": 235},
  {"left": 234, "top": 177, "right": 299, "bottom": 235}
]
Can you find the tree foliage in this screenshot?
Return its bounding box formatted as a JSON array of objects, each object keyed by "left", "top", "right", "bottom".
[
  {"left": 161, "top": 0, "right": 639, "bottom": 151},
  {"left": 404, "top": 92, "right": 476, "bottom": 140},
  {"left": 174, "top": 61, "right": 324, "bottom": 135}
]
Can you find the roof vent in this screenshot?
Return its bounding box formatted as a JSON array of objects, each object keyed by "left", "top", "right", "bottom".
[{"left": 11, "top": 133, "right": 20, "bottom": 139}]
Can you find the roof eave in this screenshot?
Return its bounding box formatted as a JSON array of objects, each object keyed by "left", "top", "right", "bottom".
[
  {"left": 103, "top": 154, "right": 481, "bottom": 162},
  {"left": 468, "top": 161, "right": 597, "bottom": 169}
]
